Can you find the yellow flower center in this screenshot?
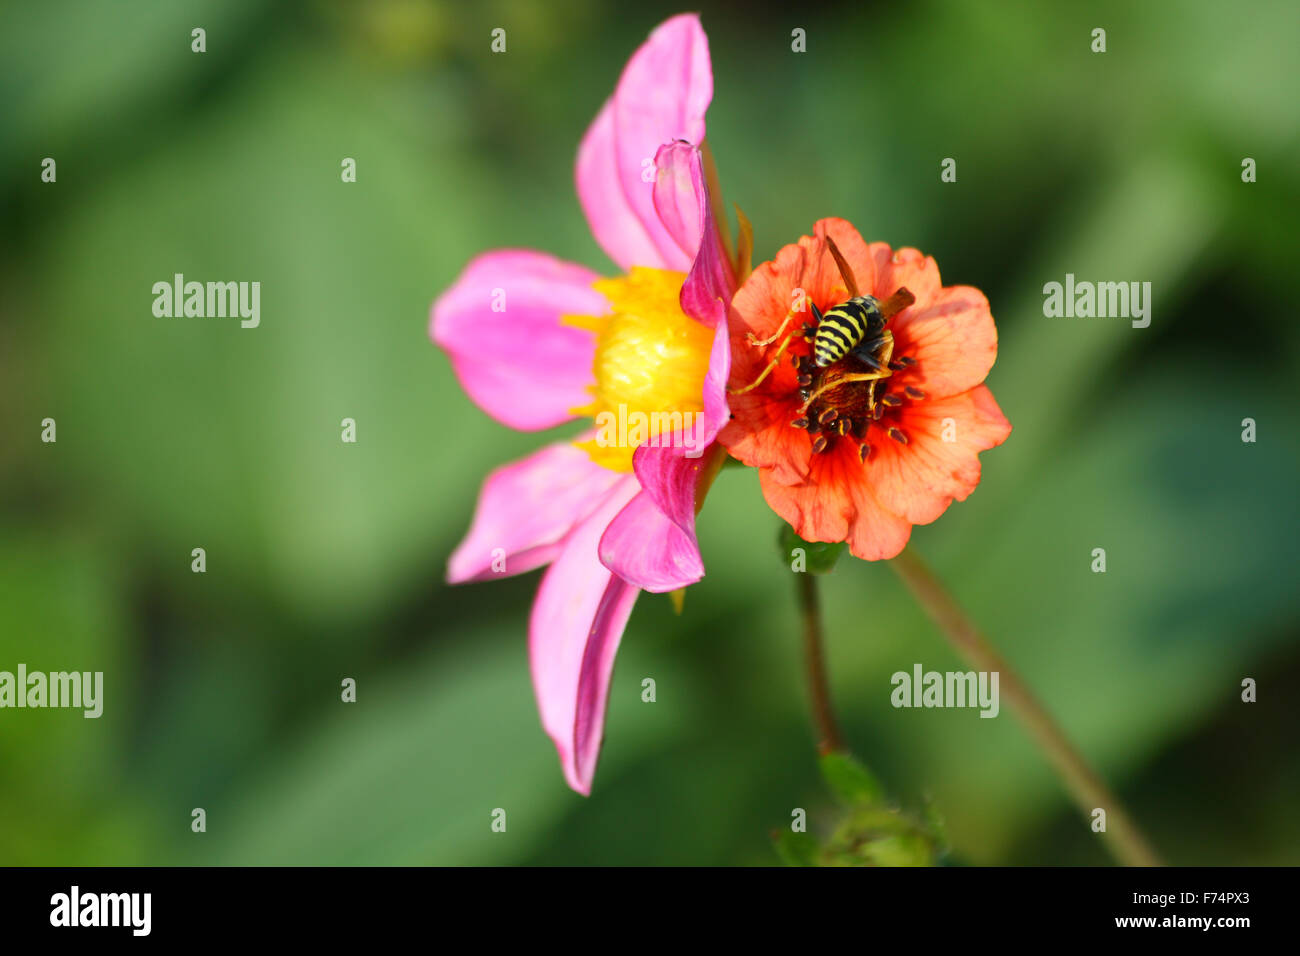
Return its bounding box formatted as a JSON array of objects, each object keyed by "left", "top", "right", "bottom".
[{"left": 565, "top": 267, "right": 714, "bottom": 472}]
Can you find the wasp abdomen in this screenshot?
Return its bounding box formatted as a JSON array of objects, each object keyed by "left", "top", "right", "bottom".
[{"left": 813, "top": 296, "right": 882, "bottom": 368}]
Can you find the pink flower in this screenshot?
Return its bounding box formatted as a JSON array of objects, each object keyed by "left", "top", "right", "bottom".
[{"left": 431, "top": 15, "right": 735, "bottom": 794}]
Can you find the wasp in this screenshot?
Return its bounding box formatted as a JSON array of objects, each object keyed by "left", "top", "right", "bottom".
[
  {"left": 811, "top": 296, "right": 888, "bottom": 367},
  {"left": 731, "top": 236, "right": 914, "bottom": 421}
]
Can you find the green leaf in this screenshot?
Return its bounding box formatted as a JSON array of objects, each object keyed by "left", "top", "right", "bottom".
[
  {"left": 824, "top": 807, "right": 939, "bottom": 867},
  {"left": 778, "top": 525, "right": 846, "bottom": 575},
  {"left": 819, "top": 751, "right": 884, "bottom": 807},
  {"left": 919, "top": 793, "right": 951, "bottom": 858},
  {"left": 772, "top": 829, "right": 822, "bottom": 867}
]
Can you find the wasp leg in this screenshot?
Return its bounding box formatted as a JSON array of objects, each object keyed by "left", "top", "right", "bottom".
[
  {"left": 729, "top": 332, "right": 795, "bottom": 395},
  {"left": 849, "top": 336, "right": 891, "bottom": 371},
  {"left": 747, "top": 311, "right": 798, "bottom": 348},
  {"left": 860, "top": 335, "right": 896, "bottom": 420}
]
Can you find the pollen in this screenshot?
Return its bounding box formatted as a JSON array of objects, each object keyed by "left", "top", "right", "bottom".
[{"left": 564, "top": 267, "right": 714, "bottom": 472}]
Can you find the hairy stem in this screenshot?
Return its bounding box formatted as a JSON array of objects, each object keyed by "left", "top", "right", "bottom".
[
  {"left": 890, "top": 545, "right": 1163, "bottom": 867},
  {"left": 796, "top": 573, "right": 846, "bottom": 755}
]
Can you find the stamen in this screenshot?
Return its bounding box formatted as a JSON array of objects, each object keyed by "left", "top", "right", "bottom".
[
  {"left": 888, "top": 427, "right": 908, "bottom": 445},
  {"left": 818, "top": 408, "right": 838, "bottom": 424},
  {"left": 791, "top": 417, "right": 809, "bottom": 429},
  {"left": 904, "top": 385, "right": 926, "bottom": 400},
  {"left": 881, "top": 393, "right": 903, "bottom": 408},
  {"left": 571, "top": 266, "right": 709, "bottom": 473},
  {"left": 858, "top": 443, "right": 872, "bottom": 462},
  {"left": 811, "top": 435, "right": 828, "bottom": 454}
]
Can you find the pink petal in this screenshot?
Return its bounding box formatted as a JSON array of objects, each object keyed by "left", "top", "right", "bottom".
[
  {"left": 653, "top": 141, "right": 735, "bottom": 331},
  {"left": 599, "top": 488, "right": 704, "bottom": 593},
  {"left": 699, "top": 318, "right": 733, "bottom": 437},
  {"left": 648, "top": 140, "right": 734, "bottom": 457},
  {"left": 599, "top": 144, "right": 735, "bottom": 593},
  {"left": 431, "top": 250, "right": 605, "bottom": 431},
  {"left": 575, "top": 14, "right": 712, "bottom": 272},
  {"left": 679, "top": 153, "right": 735, "bottom": 445},
  {"left": 530, "top": 476, "right": 642, "bottom": 794},
  {"left": 575, "top": 104, "right": 667, "bottom": 273},
  {"left": 597, "top": 144, "right": 734, "bottom": 593},
  {"left": 650, "top": 142, "right": 704, "bottom": 265},
  {"left": 447, "top": 440, "right": 627, "bottom": 583}
]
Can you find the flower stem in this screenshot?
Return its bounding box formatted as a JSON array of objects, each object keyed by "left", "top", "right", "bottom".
[
  {"left": 890, "top": 545, "right": 1163, "bottom": 867},
  {"left": 796, "top": 572, "right": 846, "bottom": 755}
]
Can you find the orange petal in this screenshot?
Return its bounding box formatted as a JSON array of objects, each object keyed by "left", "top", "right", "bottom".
[
  {"left": 890, "top": 285, "right": 999, "bottom": 400},
  {"left": 865, "top": 244, "right": 943, "bottom": 307},
  {"left": 868, "top": 385, "right": 1012, "bottom": 525},
  {"left": 808, "top": 219, "right": 879, "bottom": 303},
  {"left": 718, "top": 392, "right": 810, "bottom": 486},
  {"left": 758, "top": 443, "right": 913, "bottom": 561},
  {"left": 728, "top": 242, "right": 803, "bottom": 346}
]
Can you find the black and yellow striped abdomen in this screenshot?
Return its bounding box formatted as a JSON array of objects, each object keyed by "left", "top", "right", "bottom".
[{"left": 812, "top": 296, "right": 882, "bottom": 368}]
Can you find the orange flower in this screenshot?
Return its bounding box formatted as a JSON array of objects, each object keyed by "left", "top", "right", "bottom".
[{"left": 719, "top": 218, "right": 1011, "bottom": 560}]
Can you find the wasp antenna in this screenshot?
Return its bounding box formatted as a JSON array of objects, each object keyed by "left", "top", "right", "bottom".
[
  {"left": 879, "top": 287, "right": 916, "bottom": 321},
  {"left": 824, "top": 236, "right": 860, "bottom": 298}
]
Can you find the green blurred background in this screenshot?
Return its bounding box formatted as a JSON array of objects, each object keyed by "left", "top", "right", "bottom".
[{"left": 2, "top": 0, "right": 1297, "bottom": 865}]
